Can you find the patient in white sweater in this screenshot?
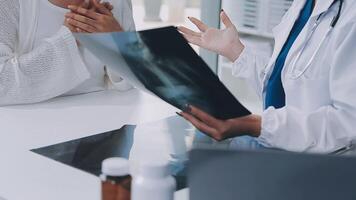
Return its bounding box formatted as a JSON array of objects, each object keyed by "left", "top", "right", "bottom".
[{"left": 0, "top": 0, "right": 135, "bottom": 106}]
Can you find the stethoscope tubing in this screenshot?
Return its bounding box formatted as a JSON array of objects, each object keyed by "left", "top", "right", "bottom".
[{"left": 289, "top": 0, "right": 343, "bottom": 79}]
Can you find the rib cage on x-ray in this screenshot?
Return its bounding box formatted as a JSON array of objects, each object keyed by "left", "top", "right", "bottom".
[{"left": 118, "top": 32, "right": 218, "bottom": 116}]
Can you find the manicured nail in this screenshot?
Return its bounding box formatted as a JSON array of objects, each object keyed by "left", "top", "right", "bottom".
[
  {"left": 183, "top": 104, "right": 192, "bottom": 113},
  {"left": 176, "top": 112, "right": 183, "bottom": 117}
]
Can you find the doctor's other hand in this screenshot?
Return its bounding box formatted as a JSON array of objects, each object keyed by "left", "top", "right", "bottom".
[
  {"left": 178, "top": 105, "right": 261, "bottom": 141},
  {"left": 178, "top": 10, "right": 244, "bottom": 62},
  {"left": 65, "top": 0, "right": 123, "bottom": 33}
]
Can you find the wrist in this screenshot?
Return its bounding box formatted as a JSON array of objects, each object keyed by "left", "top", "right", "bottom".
[
  {"left": 247, "top": 115, "right": 262, "bottom": 138},
  {"left": 113, "top": 21, "right": 124, "bottom": 32},
  {"left": 225, "top": 114, "right": 261, "bottom": 138},
  {"left": 225, "top": 40, "right": 245, "bottom": 63}
]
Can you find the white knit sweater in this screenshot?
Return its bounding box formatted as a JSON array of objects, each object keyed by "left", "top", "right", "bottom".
[{"left": 0, "top": 0, "right": 135, "bottom": 106}]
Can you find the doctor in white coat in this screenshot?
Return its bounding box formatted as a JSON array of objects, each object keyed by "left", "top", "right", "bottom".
[{"left": 178, "top": 0, "right": 356, "bottom": 154}]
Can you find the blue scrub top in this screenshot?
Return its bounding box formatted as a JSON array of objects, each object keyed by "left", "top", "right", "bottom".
[{"left": 264, "top": 0, "right": 314, "bottom": 109}]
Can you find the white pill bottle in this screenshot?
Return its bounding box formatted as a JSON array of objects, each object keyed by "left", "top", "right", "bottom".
[{"left": 132, "top": 161, "right": 176, "bottom": 200}]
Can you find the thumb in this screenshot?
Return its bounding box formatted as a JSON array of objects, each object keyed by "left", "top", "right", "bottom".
[
  {"left": 93, "top": 0, "right": 112, "bottom": 15},
  {"left": 80, "top": 0, "right": 90, "bottom": 9},
  {"left": 103, "top": 2, "right": 114, "bottom": 11},
  {"left": 221, "top": 10, "right": 234, "bottom": 28}
]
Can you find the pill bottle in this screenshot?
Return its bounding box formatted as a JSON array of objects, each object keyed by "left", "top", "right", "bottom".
[
  {"left": 101, "top": 158, "right": 131, "bottom": 200},
  {"left": 132, "top": 161, "right": 176, "bottom": 200}
]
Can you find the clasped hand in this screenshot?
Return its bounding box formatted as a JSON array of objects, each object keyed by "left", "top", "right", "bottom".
[{"left": 64, "top": 0, "right": 123, "bottom": 33}]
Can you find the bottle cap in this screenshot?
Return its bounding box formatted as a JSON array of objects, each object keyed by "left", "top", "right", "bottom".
[{"left": 102, "top": 157, "right": 130, "bottom": 177}]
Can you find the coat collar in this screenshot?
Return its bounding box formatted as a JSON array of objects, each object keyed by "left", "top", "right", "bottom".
[
  {"left": 311, "top": 0, "right": 337, "bottom": 18},
  {"left": 267, "top": 0, "right": 336, "bottom": 74}
]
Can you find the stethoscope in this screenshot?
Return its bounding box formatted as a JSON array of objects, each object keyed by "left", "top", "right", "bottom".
[{"left": 289, "top": 0, "right": 344, "bottom": 79}]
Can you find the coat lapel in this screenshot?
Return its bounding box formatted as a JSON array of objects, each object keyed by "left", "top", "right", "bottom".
[
  {"left": 267, "top": 1, "right": 306, "bottom": 74},
  {"left": 261, "top": 0, "right": 307, "bottom": 90}
]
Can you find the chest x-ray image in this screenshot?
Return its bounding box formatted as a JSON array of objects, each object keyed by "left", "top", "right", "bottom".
[{"left": 76, "top": 27, "right": 250, "bottom": 119}]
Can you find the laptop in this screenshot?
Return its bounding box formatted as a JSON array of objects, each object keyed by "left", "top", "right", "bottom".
[{"left": 189, "top": 149, "right": 356, "bottom": 200}]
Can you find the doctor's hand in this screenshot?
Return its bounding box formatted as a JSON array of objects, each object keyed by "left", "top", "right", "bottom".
[
  {"left": 65, "top": 0, "right": 123, "bottom": 33},
  {"left": 178, "top": 10, "right": 244, "bottom": 62},
  {"left": 178, "top": 105, "right": 261, "bottom": 141}
]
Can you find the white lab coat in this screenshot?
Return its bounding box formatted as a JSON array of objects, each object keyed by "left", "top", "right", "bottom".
[{"left": 233, "top": 0, "right": 356, "bottom": 153}]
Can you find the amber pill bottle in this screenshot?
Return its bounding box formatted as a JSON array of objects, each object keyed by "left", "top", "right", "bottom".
[{"left": 101, "top": 158, "right": 132, "bottom": 200}]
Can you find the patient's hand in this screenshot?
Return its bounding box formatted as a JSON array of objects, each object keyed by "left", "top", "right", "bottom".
[{"left": 65, "top": 0, "right": 123, "bottom": 33}]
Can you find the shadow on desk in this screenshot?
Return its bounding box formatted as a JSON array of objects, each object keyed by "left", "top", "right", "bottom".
[
  {"left": 31, "top": 116, "right": 190, "bottom": 189},
  {"left": 32, "top": 125, "right": 136, "bottom": 176}
]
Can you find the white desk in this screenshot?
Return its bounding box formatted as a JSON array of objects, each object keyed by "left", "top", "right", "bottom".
[{"left": 0, "top": 89, "right": 189, "bottom": 200}]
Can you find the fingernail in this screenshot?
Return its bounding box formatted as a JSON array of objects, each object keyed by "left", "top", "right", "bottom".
[
  {"left": 183, "top": 104, "right": 192, "bottom": 113},
  {"left": 221, "top": 9, "right": 224, "bottom": 12},
  {"left": 176, "top": 112, "right": 183, "bottom": 117}
]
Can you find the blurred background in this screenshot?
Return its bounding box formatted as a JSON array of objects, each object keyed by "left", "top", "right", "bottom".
[{"left": 131, "top": 0, "right": 294, "bottom": 114}]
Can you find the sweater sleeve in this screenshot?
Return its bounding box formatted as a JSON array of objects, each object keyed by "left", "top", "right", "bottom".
[{"left": 0, "top": 0, "right": 90, "bottom": 106}]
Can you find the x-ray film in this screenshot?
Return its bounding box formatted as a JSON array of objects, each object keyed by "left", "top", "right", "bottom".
[{"left": 75, "top": 27, "right": 250, "bottom": 119}]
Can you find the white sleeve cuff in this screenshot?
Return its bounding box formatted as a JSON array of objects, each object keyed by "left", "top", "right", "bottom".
[
  {"left": 232, "top": 46, "right": 253, "bottom": 77},
  {"left": 256, "top": 106, "right": 279, "bottom": 148},
  {"left": 256, "top": 107, "right": 314, "bottom": 151}
]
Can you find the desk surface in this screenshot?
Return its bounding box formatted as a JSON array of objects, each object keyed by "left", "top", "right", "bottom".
[{"left": 0, "top": 90, "right": 189, "bottom": 200}]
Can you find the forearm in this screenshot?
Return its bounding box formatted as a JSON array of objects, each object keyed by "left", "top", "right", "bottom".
[
  {"left": 227, "top": 114, "right": 262, "bottom": 138},
  {"left": 0, "top": 27, "right": 89, "bottom": 105}
]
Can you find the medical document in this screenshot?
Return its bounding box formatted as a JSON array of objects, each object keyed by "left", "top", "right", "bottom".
[{"left": 75, "top": 27, "right": 250, "bottom": 119}]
